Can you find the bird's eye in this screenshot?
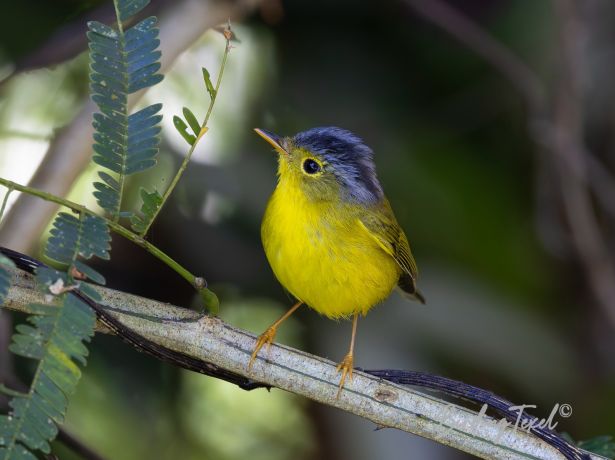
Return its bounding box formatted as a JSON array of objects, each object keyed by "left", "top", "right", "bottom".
[{"left": 302, "top": 158, "right": 322, "bottom": 175}]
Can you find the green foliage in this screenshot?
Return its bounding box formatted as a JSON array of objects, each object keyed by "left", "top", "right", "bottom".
[
  {"left": 562, "top": 433, "right": 615, "bottom": 459},
  {"left": 577, "top": 436, "right": 615, "bottom": 458},
  {"left": 45, "top": 211, "right": 110, "bottom": 285},
  {"left": 130, "top": 188, "right": 163, "bottom": 234},
  {"left": 88, "top": 0, "right": 163, "bottom": 220},
  {"left": 0, "top": 297, "right": 96, "bottom": 459},
  {"left": 202, "top": 67, "right": 216, "bottom": 100},
  {"left": 182, "top": 107, "right": 200, "bottom": 137},
  {"left": 0, "top": 254, "right": 15, "bottom": 304},
  {"left": 173, "top": 115, "right": 196, "bottom": 146},
  {"left": 0, "top": 208, "right": 111, "bottom": 459},
  {"left": 116, "top": 0, "right": 149, "bottom": 21},
  {"left": 172, "top": 65, "right": 220, "bottom": 146},
  {"left": 46, "top": 212, "right": 110, "bottom": 265}
]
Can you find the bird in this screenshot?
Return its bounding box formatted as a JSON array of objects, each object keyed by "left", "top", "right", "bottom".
[{"left": 250, "top": 126, "right": 424, "bottom": 396}]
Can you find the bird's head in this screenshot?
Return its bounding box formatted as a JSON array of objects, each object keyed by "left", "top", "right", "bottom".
[{"left": 255, "top": 126, "right": 384, "bottom": 204}]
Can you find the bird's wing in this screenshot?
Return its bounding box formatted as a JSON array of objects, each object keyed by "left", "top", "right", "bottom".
[{"left": 358, "top": 203, "right": 425, "bottom": 303}]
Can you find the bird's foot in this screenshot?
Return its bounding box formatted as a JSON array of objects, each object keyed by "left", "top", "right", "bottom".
[
  {"left": 248, "top": 326, "right": 277, "bottom": 369},
  {"left": 335, "top": 352, "right": 354, "bottom": 398}
]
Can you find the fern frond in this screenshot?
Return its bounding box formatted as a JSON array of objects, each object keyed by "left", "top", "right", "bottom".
[
  {"left": 88, "top": 0, "right": 163, "bottom": 220},
  {"left": 45, "top": 212, "right": 110, "bottom": 279},
  {"left": 126, "top": 103, "right": 163, "bottom": 174},
  {"left": 44, "top": 211, "right": 110, "bottom": 288},
  {"left": 117, "top": 0, "right": 149, "bottom": 21},
  {"left": 0, "top": 296, "right": 95, "bottom": 459},
  {"left": 0, "top": 211, "right": 110, "bottom": 458}
]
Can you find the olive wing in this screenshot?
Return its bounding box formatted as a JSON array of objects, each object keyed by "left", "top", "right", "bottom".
[{"left": 358, "top": 205, "right": 425, "bottom": 303}]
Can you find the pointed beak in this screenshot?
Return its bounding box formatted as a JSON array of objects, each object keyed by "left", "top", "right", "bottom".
[{"left": 254, "top": 128, "right": 288, "bottom": 156}]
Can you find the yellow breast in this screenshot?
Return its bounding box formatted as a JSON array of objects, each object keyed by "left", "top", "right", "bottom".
[{"left": 261, "top": 178, "right": 400, "bottom": 318}]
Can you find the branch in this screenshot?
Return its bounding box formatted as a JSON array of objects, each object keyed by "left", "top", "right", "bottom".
[{"left": 2, "top": 267, "right": 604, "bottom": 460}]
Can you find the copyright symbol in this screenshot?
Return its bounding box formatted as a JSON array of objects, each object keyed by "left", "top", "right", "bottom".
[{"left": 559, "top": 403, "right": 572, "bottom": 418}]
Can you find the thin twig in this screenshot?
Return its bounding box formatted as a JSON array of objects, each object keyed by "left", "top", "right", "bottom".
[
  {"left": 140, "top": 23, "right": 234, "bottom": 237},
  {"left": 55, "top": 430, "right": 108, "bottom": 460},
  {"left": 0, "top": 177, "right": 217, "bottom": 310},
  {"left": 0, "top": 186, "right": 12, "bottom": 222}
]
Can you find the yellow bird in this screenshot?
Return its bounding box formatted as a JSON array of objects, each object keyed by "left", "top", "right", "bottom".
[{"left": 251, "top": 126, "right": 424, "bottom": 394}]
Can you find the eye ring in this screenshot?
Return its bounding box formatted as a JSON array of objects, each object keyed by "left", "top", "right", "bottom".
[{"left": 302, "top": 158, "right": 322, "bottom": 175}]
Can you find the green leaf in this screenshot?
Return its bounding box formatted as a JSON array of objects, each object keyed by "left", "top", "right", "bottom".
[
  {"left": 0, "top": 444, "right": 38, "bottom": 460},
  {"left": 0, "top": 254, "right": 15, "bottom": 305},
  {"left": 0, "top": 295, "right": 95, "bottom": 459},
  {"left": 77, "top": 283, "right": 102, "bottom": 302},
  {"left": 73, "top": 261, "right": 106, "bottom": 285},
  {"left": 182, "top": 107, "right": 201, "bottom": 136},
  {"left": 130, "top": 188, "right": 163, "bottom": 234},
  {"left": 173, "top": 116, "right": 196, "bottom": 145},
  {"left": 202, "top": 67, "right": 216, "bottom": 100},
  {"left": 45, "top": 212, "right": 111, "bottom": 267},
  {"left": 117, "top": 0, "right": 150, "bottom": 21},
  {"left": 0, "top": 384, "right": 27, "bottom": 398},
  {"left": 89, "top": 4, "right": 163, "bottom": 219},
  {"left": 578, "top": 436, "right": 615, "bottom": 458},
  {"left": 562, "top": 433, "right": 615, "bottom": 459},
  {"left": 125, "top": 103, "right": 162, "bottom": 174}
]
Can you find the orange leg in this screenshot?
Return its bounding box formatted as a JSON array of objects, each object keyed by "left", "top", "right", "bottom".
[
  {"left": 248, "top": 301, "right": 302, "bottom": 369},
  {"left": 336, "top": 312, "right": 358, "bottom": 398}
]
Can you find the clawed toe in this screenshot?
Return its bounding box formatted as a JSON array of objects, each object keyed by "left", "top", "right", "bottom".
[
  {"left": 248, "top": 327, "right": 277, "bottom": 369},
  {"left": 336, "top": 353, "right": 354, "bottom": 398}
]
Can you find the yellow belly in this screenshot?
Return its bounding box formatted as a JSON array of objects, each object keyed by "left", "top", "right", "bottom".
[{"left": 261, "top": 183, "right": 400, "bottom": 318}]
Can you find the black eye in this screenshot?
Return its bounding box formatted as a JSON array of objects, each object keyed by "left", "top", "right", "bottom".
[{"left": 303, "top": 158, "right": 321, "bottom": 174}]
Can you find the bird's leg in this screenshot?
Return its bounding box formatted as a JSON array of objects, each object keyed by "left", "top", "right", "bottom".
[
  {"left": 336, "top": 312, "right": 358, "bottom": 398},
  {"left": 249, "top": 301, "right": 302, "bottom": 369}
]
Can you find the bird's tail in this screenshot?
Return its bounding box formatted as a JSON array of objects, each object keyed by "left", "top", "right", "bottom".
[{"left": 397, "top": 273, "right": 426, "bottom": 304}]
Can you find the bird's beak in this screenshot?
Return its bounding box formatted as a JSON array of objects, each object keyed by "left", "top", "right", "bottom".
[{"left": 254, "top": 128, "right": 288, "bottom": 156}]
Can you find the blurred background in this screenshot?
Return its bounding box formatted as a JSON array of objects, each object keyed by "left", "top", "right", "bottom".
[{"left": 1, "top": 0, "right": 614, "bottom": 459}]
